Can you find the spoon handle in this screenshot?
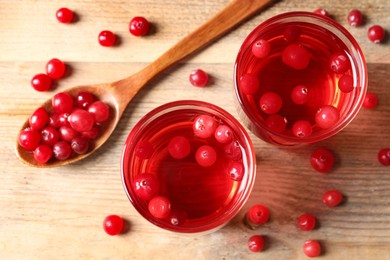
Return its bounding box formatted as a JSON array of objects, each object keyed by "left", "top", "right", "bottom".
[{"left": 116, "top": 0, "right": 275, "bottom": 94}]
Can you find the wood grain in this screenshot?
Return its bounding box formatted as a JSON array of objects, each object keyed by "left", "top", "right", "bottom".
[{"left": 0, "top": 1, "right": 389, "bottom": 259}]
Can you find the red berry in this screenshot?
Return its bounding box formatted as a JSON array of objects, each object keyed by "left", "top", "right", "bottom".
[
  {"left": 98, "top": 30, "right": 116, "bottom": 47},
  {"left": 329, "top": 52, "right": 350, "bottom": 74},
  {"left": 135, "top": 140, "right": 154, "bottom": 159},
  {"left": 338, "top": 74, "right": 354, "bottom": 93},
  {"left": 52, "top": 92, "right": 74, "bottom": 114},
  {"left": 48, "top": 113, "right": 70, "bottom": 128},
  {"left": 52, "top": 141, "right": 72, "bottom": 160},
  {"left": 378, "top": 148, "right": 390, "bottom": 166},
  {"left": 297, "top": 213, "right": 316, "bottom": 231},
  {"left": 193, "top": 114, "right": 218, "bottom": 139},
  {"left": 81, "top": 125, "right": 99, "bottom": 139},
  {"left": 168, "top": 136, "right": 191, "bottom": 159},
  {"left": 315, "top": 105, "right": 340, "bottom": 129},
  {"left": 347, "top": 9, "right": 363, "bottom": 27},
  {"left": 265, "top": 114, "right": 287, "bottom": 133},
  {"left": 322, "top": 190, "right": 343, "bottom": 207},
  {"left": 41, "top": 127, "right": 60, "bottom": 146},
  {"left": 58, "top": 125, "right": 79, "bottom": 142},
  {"left": 303, "top": 240, "right": 321, "bottom": 257},
  {"left": 31, "top": 73, "right": 52, "bottom": 92},
  {"left": 56, "top": 8, "right": 74, "bottom": 24},
  {"left": 227, "top": 161, "right": 244, "bottom": 181},
  {"left": 133, "top": 173, "right": 160, "bottom": 200},
  {"left": 252, "top": 39, "right": 270, "bottom": 59},
  {"left": 18, "top": 129, "right": 42, "bottom": 151},
  {"left": 168, "top": 209, "right": 187, "bottom": 226},
  {"left": 282, "top": 44, "right": 311, "bottom": 70},
  {"left": 189, "top": 69, "right": 209, "bottom": 87},
  {"left": 239, "top": 74, "right": 260, "bottom": 95},
  {"left": 103, "top": 215, "right": 124, "bottom": 236},
  {"left": 88, "top": 101, "right": 110, "bottom": 122},
  {"left": 310, "top": 148, "right": 335, "bottom": 173},
  {"left": 214, "top": 125, "right": 233, "bottom": 144},
  {"left": 291, "top": 85, "right": 309, "bottom": 104},
  {"left": 129, "top": 16, "right": 150, "bottom": 36},
  {"left": 148, "top": 196, "right": 171, "bottom": 219},
  {"left": 75, "top": 91, "right": 95, "bottom": 109},
  {"left": 46, "top": 58, "right": 66, "bottom": 79},
  {"left": 259, "top": 92, "right": 283, "bottom": 114},
  {"left": 362, "top": 92, "right": 378, "bottom": 109},
  {"left": 292, "top": 120, "right": 312, "bottom": 138},
  {"left": 224, "top": 141, "right": 242, "bottom": 161},
  {"left": 247, "top": 204, "right": 270, "bottom": 225},
  {"left": 368, "top": 25, "right": 385, "bottom": 44},
  {"left": 29, "top": 107, "right": 49, "bottom": 131},
  {"left": 314, "top": 8, "right": 329, "bottom": 17},
  {"left": 33, "top": 144, "right": 53, "bottom": 164},
  {"left": 70, "top": 136, "right": 89, "bottom": 154},
  {"left": 68, "top": 109, "right": 95, "bottom": 132},
  {"left": 248, "top": 235, "right": 265, "bottom": 253},
  {"left": 195, "top": 145, "right": 217, "bottom": 167},
  {"left": 283, "top": 25, "right": 301, "bottom": 43}
]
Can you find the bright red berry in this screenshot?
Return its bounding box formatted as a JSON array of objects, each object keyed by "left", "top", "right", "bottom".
[
  {"left": 195, "top": 145, "right": 217, "bottom": 167},
  {"left": 368, "top": 25, "right": 385, "bottom": 44},
  {"left": 18, "top": 129, "right": 42, "bottom": 151},
  {"left": 41, "top": 126, "right": 60, "bottom": 146},
  {"left": 297, "top": 213, "right": 316, "bottom": 231},
  {"left": 193, "top": 114, "right": 218, "bottom": 139},
  {"left": 329, "top": 52, "right": 350, "bottom": 74},
  {"left": 248, "top": 235, "right": 265, "bottom": 253},
  {"left": 103, "top": 215, "right": 124, "bottom": 236},
  {"left": 98, "top": 30, "right": 116, "bottom": 47},
  {"left": 315, "top": 105, "right": 340, "bottom": 129},
  {"left": 314, "top": 8, "right": 329, "bottom": 17},
  {"left": 58, "top": 125, "right": 79, "bottom": 142},
  {"left": 239, "top": 74, "right": 260, "bottom": 95},
  {"left": 303, "top": 240, "right": 321, "bottom": 257},
  {"left": 247, "top": 204, "right": 270, "bottom": 225},
  {"left": 129, "top": 16, "right": 150, "bottom": 36},
  {"left": 310, "top": 148, "right": 335, "bottom": 173},
  {"left": 338, "top": 74, "right": 354, "bottom": 93},
  {"left": 227, "top": 161, "right": 244, "bottom": 181},
  {"left": 252, "top": 39, "right": 270, "bottom": 59},
  {"left": 322, "top": 190, "right": 343, "bottom": 207},
  {"left": 378, "top": 148, "right": 390, "bottom": 166},
  {"left": 52, "top": 141, "right": 72, "bottom": 160},
  {"left": 189, "top": 69, "right": 209, "bottom": 87},
  {"left": 347, "top": 9, "right": 363, "bottom": 26},
  {"left": 56, "top": 8, "right": 74, "bottom": 24},
  {"left": 214, "top": 125, "right": 233, "bottom": 144},
  {"left": 168, "top": 136, "right": 191, "bottom": 159},
  {"left": 29, "top": 107, "right": 49, "bottom": 131},
  {"left": 259, "top": 92, "right": 283, "bottom": 114},
  {"left": 133, "top": 173, "right": 160, "bottom": 200},
  {"left": 70, "top": 136, "right": 89, "bottom": 154},
  {"left": 135, "top": 140, "right": 154, "bottom": 159},
  {"left": 265, "top": 114, "right": 287, "bottom": 133},
  {"left": 52, "top": 92, "right": 74, "bottom": 114},
  {"left": 148, "top": 196, "right": 171, "bottom": 219},
  {"left": 75, "top": 91, "right": 95, "bottom": 109},
  {"left": 292, "top": 120, "right": 312, "bottom": 138},
  {"left": 46, "top": 58, "right": 66, "bottom": 79},
  {"left": 87, "top": 101, "right": 110, "bottom": 122},
  {"left": 31, "top": 73, "right": 52, "bottom": 92},
  {"left": 362, "top": 92, "right": 378, "bottom": 109},
  {"left": 68, "top": 109, "right": 95, "bottom": 132},
  {"left": 33, "top": 144, "right": 53, "bottom": 164},
  {"left": 282, "top": 44, "right": 311, "bottom": 70},
  {"left": 291, "top": 85, "right": 309, "bottom": 104}
]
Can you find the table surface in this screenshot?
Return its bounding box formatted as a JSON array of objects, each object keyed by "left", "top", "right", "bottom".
[{"left": 1, "top": 0, "right": 389, "bottom": 259}]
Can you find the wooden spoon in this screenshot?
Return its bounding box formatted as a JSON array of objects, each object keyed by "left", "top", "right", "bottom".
[{"left": 16, "top": 0, "right": 275, "bottom": 167}]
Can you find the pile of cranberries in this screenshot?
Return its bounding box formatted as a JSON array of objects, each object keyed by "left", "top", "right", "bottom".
[{"left": 18, "top": 91, "right": 110, "bottom": 164}]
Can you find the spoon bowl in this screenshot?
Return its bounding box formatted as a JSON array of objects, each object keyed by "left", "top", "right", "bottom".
[{"left": 16, "top": 0, "right": 275, "bottom": 167}]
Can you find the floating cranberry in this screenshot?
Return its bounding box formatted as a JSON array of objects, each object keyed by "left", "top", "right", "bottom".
[
  {"left": 329, "top": 52, "right": 350, "bottom": 74},
  {"left": 362, "top": 92, "right": 378, "bottom": 109},
  {"left": 71, "top": 136, "right": 89, "bottom": 154},
  {"left": 88, "top": 101, "right": 110, "bottom": 122},
  {"left": 98, "top": 30, "right": 116, "bottom": 47},
  {"left": 282, "top": 44, "right": 311, "bottom": 70},
  {"left": 303, "top": 240, "right": 321, "bottom": 257},
  {"left": 148, "top": 196, "right": 171, "bottom": 219},
  {"left": 283, "top": 25, "right": 301, "bottom": 43},
  {"left": 338, "top": 74, "right": 354, "bottom": 93},
  {"left": 322, "top": 190, "right": 343, "bottom": 207},
  {"left": 193, "top": 114, "right": 218, "bottom": 139},
  {"left": 315, "top": 105, "right": 340, "bottom": 129},
  {"left": 18, "top": 129, "right": 41, "bottom": 151},
  {"left": 56, "top": 7, "right": 74, "bottom": 24},
  {"left": 252, "top": 39, "right": 270, "bottom": 59},
  {"left": 133, "top": 173, "right": 160, "bottom": 200},
  {"left": 224, "top": 141, "right": 242, "bottom": 161},
  {"left": 297, "top": 213, "right": 316, "bottom": 231},
  {"left": 367, "top": 25, "right": 385, "bottom": 43},
  {"left": 52, "top": 141, "right": 72, "bottom": 160},
  {"left": 195, "top": 145, "right": 217, "bottom": 167},
  {"left": 68, "top": 109, "right": 95, "bottom": 132},
  {"left": 168, "top": 136, "right": 191, "bottom": 159},
  {"left": 31, "top": 73, "right": 52, "bottom": 92},
  {"left": 129, "top": 16, "right": 150, "bottom": 36},
  {"left": 291, "top": 85, "right": 309, "bottom": 105},
  {"left": 76, "top": 91, "right": 95, "bottom": 109},
  {"left": 168, "top": 209, "right": 187, "bottom": 226},
  {"left": 259, "top": 92, "right": 283, "bottom": 114},
  {"left": 46, "top": 58, "right": 66, "bottom": 79},
  {"left": 314, "top": 8, "right": 329, "bottom": 17},
  {"left": 347, "top": 9, "right": 363, "bottom": 26},
  {"left": 310, "top": 148, "right": 335, "bottom": 173},
  {"left": 292, "top": 120, "right": 312, "bottom": 138},
  {"left": 189, "top": 69, "right": 209, "bottom": 87},
  {"left": 103, "top": 215, "right": 124, "bottom": 236},
  {"left": 52, "top": 92, "right": 74, "bottom": 114},
  {"left": 239, "top": 74, "right": 260, "bottom": 95},
  {"left": 378, "top": 148, "right": 390, "bottom": 166},
  {"left": 135, "top": 140, "right": 154, "bottom": 159},
  {"left": 248, "top": 235, "right": 265, "bottom": 253},
  {"left": 41, "top": 127, "right": 60, "bottom": 146},
  {"left": 247, "top": 204, "right": 270, "bottom": 225},
  {"left": 227, "top": 161, "right": 244, "bottom": 181},
  {"left": 265, "top": 114, "right": 287, "bottom": 133},
  {"left": 33, "top": 145, "right": 53, "bottom": 164},
  {"left": 214, "top": 125, "right": 233, "bottom": 144},
  {"left": 29, "top": 107, "right": 49, "bottom": 131}
]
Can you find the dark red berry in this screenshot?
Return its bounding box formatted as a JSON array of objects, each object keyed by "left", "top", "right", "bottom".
[
  {"left": 303, "top": 240, "right": 321, "bottom": 257},
  {"left": 322, "top": 190, "right": 343, "bottom": 207},
  {"left": 103, "top": 215, "right": 124, "bottom": 236},
  {"left": 292, "top": 120, "right": 312, "bottom": 138},
  {"left": 189, "top": 69, "right": 209, "bottom": 87},
  {"left": 297, "top": 213, "right": 316, "bottom": 231},
  {"left": 283, "top": 25, "right": 301, "bottom": 43},
  {"left": 41, "top": 127, "right": 60, "bottom": 146},
  {"left": 56, "top": 8, "right": 74, "bottom": 24},
  {"left": 368, "top": 25, "right": 385, "bottom": 44},
  {"left": 338, "top": 74, "right": 354, "bottom": 93},
  {"left": 259, "top": 92, "right": 283, "bottom": 114},
  {"left": 31, "top": 73, "right": 52, "bottom": 92},
  {"left": 378, "top": 148, "right": 390, "bottom": 166},
  {"left": 362, "top": 92, "right": 378, "bottom": 109},
  {"left": 98, "top": 30, "right": 116, "bottom": 47},
  {"left": 310, "top": 148, "right": 335, "bottom": 173},
  {"left": 239, "top": 74, "right": 260, "bottom": 95},
  {"left": 135, "top": 140, "right": 154, "bottom": 159},
  {"left": 265, "top": 114, "right": 287, "bottom": 133},
  {"left": 168, "top": 136, "right": 191, "bottom": 159},
  {"left": 347, "top": 9, "right": 363, "bottom": 26},
  {"left": 59, "top": 125, "right": 79, "bottom": 142},
  {"left": 129, "top": 16, "right": 150, "bottom": 36},
  {"left": 46, "top": 58, "right": 66, "bottom": 79},
  {"left": 81, "top": 125, "right": 99, "bottom": 139},
  {"left": 52, "top": 141, "right": 72, "bottom": 160},
  {"left": 329, "top": 52, "right": 350, "bottom": 74},
  {"left": 248, "top": 235, "right": 265, "bottom": 253},
  {"left": 71, "top": 136, "right": 89, "bottom": 154},
  {"left": 76, "top": 91, "right": 95, "bottom": 109},
  {"left": 224, "top": 141, "right": 242, "bottom": 161},
  {"left": 168, "top": 209, "right": 187, "bottom": 226}
]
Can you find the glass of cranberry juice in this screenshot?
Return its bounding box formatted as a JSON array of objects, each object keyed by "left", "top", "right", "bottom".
[
  {"left": 121, "top": 100, "right": 256, "bottom": 233},
  {"left": 235, "top": 12, "right": 367, "bottom": 146}
]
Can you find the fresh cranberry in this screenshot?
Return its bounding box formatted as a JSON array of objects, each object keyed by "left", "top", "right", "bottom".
[
  {"left": 168, "top": 209, "right": 187, "bottom": 226},
  {"left": 322, "top": 190, "right": 343, "bottom": 207},
  {"left": 48, "top": 113, "right": 70, "bottom": 128},
  {"left": 75, "top": 91, "right": 95, "bottom": 109},
  {"left": 18, "top": 129, "right": 42, "bottom": 151},
  {"left": 52, "top": 141, "right": 72, "bottom": 160},
  {"left": 228, "top": 161, "right": 244, "bottom": 181},
  {"left": 367, "top": 25, "right": 385, "bottom": 44},
  {"left": 252, "top": 39, "right": 270, "bottom": 59},
  {"left": 68, "top": 109, "right": 95, "bottom": 132},
  {"left": 239, "top": 74, "right": 260, "bottom": 95},
  {"left": 338, "top": 74, "right": 354, "bottom": 93},
  {"left": 247, "top": 204, "right": 270, "bottom": 225},
  {"left": 129, "top": 16, "right": 150, "bottom": 36},
  {"left": 135, "top": 140, "right": 154, "bottom": 159},
  {"left": 41, "top": 127, "right": 60, "bottom": 146},
  {"left": 88, "top": 101, "right": 110, "bottom": 122},
  {"left": 329, "top": 52, "right": 350, "bottom": 74},
  {"left": 378, "top": 148, "right": 390, "bottom": 166},
  {"left": 103, "top": 215, "right": 124, "bottom": 236},
  {"left": 259, "top": 92, "right": 283, "bottom": 114},
  {"left": 248, "top": 235, "right": 265, "bottom": 253},
  {"left": 71, "top": 136, "right": 89, "bottom": 154},
  {"left": 347, "top": 9, "right": 363, "bottom": 26},
  {"left": 58, "top": 125, "right": 79, "bottom": 142},
  {"left": 224, "top": 141, "right": 242, "bottom": 161},
  {"left": 282, "top": 44, "right": 311, "bottom": 70},
  {"left": 168, "top": 136, "right": 191, "bottom": 159},
  {"left": 362, "top": 92, "right": 378, "bottom": 109},
  {"left": 133, "top": 173, "right": 160, "bottom": 200},
  {"left": 148, "top": 196, "right": 171, "bottom": 219},
  {"left": 33, "top": 145, "right": 53, "bottom": 164},
  {"left": 292, "top": 120, "right": 312, "bottom": 138},
  {"left": 314, "top": 8, "right": 329, "bottom": 17},
  {"left": 297, "top": 213, "right": 316, "bottom": 231},
  {"left": 195, "top": 145, "right": 217, "bottom": 167},
  {"left": 189, "top": 69, "right": 209, "bottom": 87},
  {"left": 303, "top": 240, "right": 321, "bottom": 257},
  {"left": 81, "top": 125, "right": 99, "bottom": 139},
  {"left": 98, "top": 30, "right": 116, "bottom": 47},
  {"left": 46, "top": 58, "right": 66, "bottom": 79},
  {"left": 193, "top": 114, "right": 218, "bottom": 139},
  {"left": 31, "top": 73, "right": 52, "bottom": 92},
  {"left": 56, "top": 8, "right": 74, "bottom": 24},
  {"left": 310, "top": 148, "right": 335, "bottom": 173},
  {"left": 52, "top": 92, "right": 74, "bottom": 114},
  {"left": 283, "top": 25, "right": 301, "bottom": 43},
  {"left": 265, "top": 114, "right": 287, "bottom": 133},
  {"left": 214, "top": 125, "right": 233, "bottom": 144},
  {"left": 29, "top": 107, "right": 49, "bottom": 131},
  {"left": 291, "top": 85, "right": 309, "bottom": 104},
  {"left": 315, "top": 105, "right": 340, "bottom": 129}
]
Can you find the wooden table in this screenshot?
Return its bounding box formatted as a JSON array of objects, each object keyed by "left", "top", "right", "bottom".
[{"left": 1, "top": 0, "right": 389, "bottom": 259}]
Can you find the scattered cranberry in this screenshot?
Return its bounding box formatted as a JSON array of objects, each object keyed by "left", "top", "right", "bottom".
[
  {"left": 259, "top": 92, "right": 283, "bottom": 115},
  {"left": 338, "top": 74, "right": 354, "bottom": 93},
  {"left": 189, "top": 69, "right": 209, "bottom": 87},
  {"left": 133, "top": 173, "right": 160, "bottom": 200},
  {"left": 52, "top": 141, "right": 72, "bottom": 160},
  {"left": 247, "top": 204, "right": 270, "bottom": 225},
  {"left": 52, "top": 92, "right": 74, "bottom": 114},
  {"left": 18, "top": 129, "right": 42, "bottom": 151},
  {"left": 303, "top": 240, "right": 321, "bottom": 257},
  {"left": 98, "top": 30, "right": 116, "bottom": 47},
  {"left": 347, "top": 9, "right": 363, "bottom": 27},
  {"left": 168, "top": 136, "right": 191, "bottom": 159},
  {"left": 214, "top": 125, "right": 233, "bottom": 144},
  {"left": 68, "top": 109, "right": 95, "bottom": 132},
  {"left": 310, "top": 148, "right": 335, "bottom": 173},
  {"left": 265, "top": 114, "right": 287, "bottom": 133},
  {"left": 148, "top": 196, "right": 171, "bottom": 219},
  {"left": 292, "top": 120, "right": 312, "bottom": 138},
  {"left": 378, "top": 148, "right": 390, "bottom": 166},
  {"left": 367, "top": 25, "right": 385, "bottom": 44},
  {"left": 193, "top": 114, "right": 218, "bottom": 139},
  {"left": 76, "top": 91, "right": 95, "bottom": 109},
  {"left": 282, "top": 44, "right": 311, "bottom": 70},
  {"left": 362, "top": 92, "right": 378, "bottom": 109},
  {"left": 314, "top": 8, "right": 329, "bottom": 17},
  {"left": 31, "top": 73, "right": 52, "bottom": 92},
  {"left": 252, "top": 39, "right": 270, "bottom": 59},
  {"left": 322, "top": 190, "right": 343, "bottom": 207},
  {"left": 103, "top": 215, "right": 124, "bottom": 236},
  {"left": 46, "top": 58, "right": 66, "bottom": 79},
  {"left": 71, "top": 136, "right": 89, "bottom": 154},
  {"left": 29, "top": 107, "right": 49, "bottom": 131},
  {"left": 297, "top": 213, "right": 316, "bottom": 231},
  {"left": 168, "top": 209, "right": 187, "bottom": 226},
  {"left": 195, "top": 145, "right": 217, "bottom": 167},
  {"left": 227, "top": 161, "right": 244, "bottom": 181},
  {"left": 41, "top": 127, "right": 60, "bottom": 146},
  {"left": 135, "top": 140, "right": 154, "bottom": 159},
  {"left": 329, "top": 52, "right": 350, "bottom": 74},
  {"left": 291, "top": 85, "right": 309, "bottom": 105},
  {"left": 56, "top": 7, "right": 74, "bottom": 24},
  {"left": 33, "top": 144, "right": 53, "bottom": 164},
  {"left": 248, "top": 235, "right": 265, "bottom": 253},
  {"left": 239, "top": 74, "right": 260, "bottom": 95},
  {"left": 129, "top": 16, "right": 150, "bottom": 36},
  {"left": 315, "top": 105, "right": 340, "bottom": 129}
]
